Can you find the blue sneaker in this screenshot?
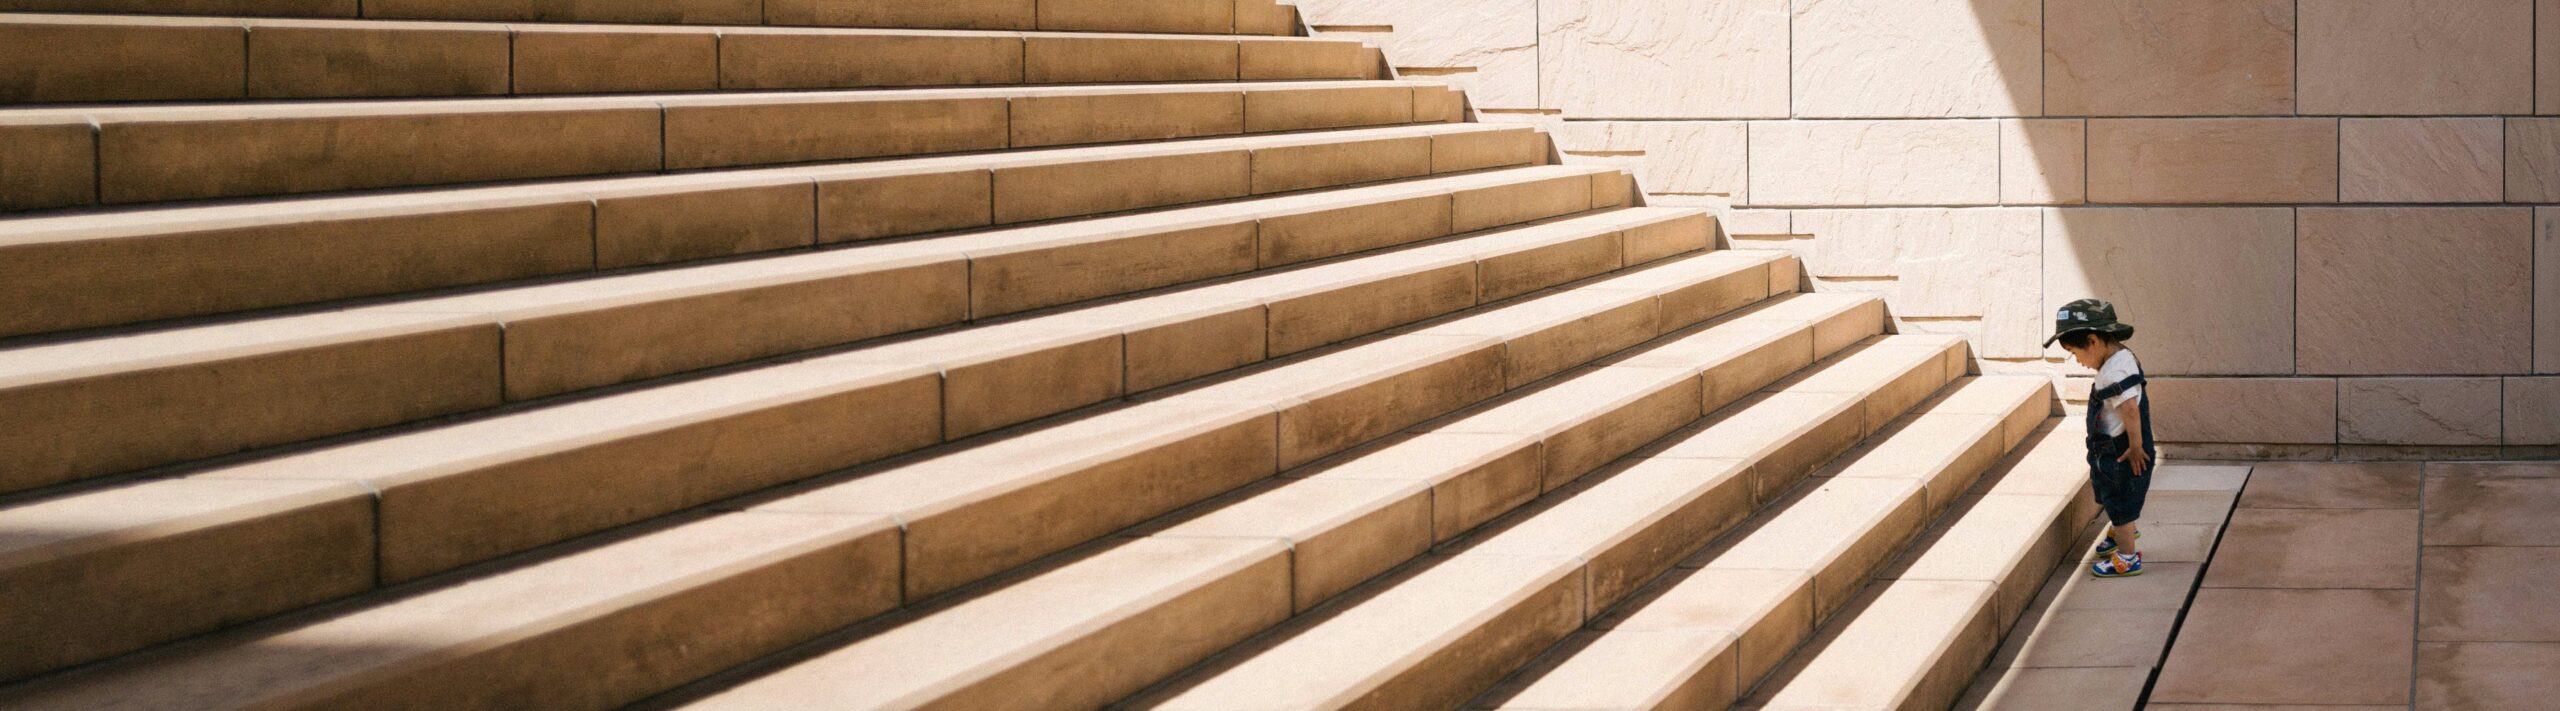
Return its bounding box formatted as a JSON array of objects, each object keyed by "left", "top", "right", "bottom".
[{"left": 2091, "top": 551, "right": 2143, "bottom": 578}]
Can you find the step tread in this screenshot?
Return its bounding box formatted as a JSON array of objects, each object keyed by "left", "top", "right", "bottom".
[
  {"left": 0, "top": 11, "right": 1348, "bottom": 42},
  {"left": 685, "top": 277, "right": 1829, "bottom": 708},
  {"left": 1146, "top": 335, "right": 1965, "bottom": 710},
  {"left": 1485, "top": 377, "right": 2055, "bottom": 711},
  {"left": 0, "top": 238, "right": 1750, "bottom": 710}
]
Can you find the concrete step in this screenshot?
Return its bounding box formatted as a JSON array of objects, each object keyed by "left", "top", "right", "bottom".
[
  {"left": 0, "top": 13, "right": 1369, "bottom": 103},
  {"left": 0, "top": 79, "right": 1460, "bottom": 210},
  {"left": 0, "top": 249, "right": 1782, "bottom": 709},
  {"left": 0, "top": 205, "right": 1707, "bottom": 684},
  {"left": 1135, "top": 335, "right": 1976, "bottom": 710},
  {"left": 1478, "top": 377, "right": 2058, "bottom": 711},
  {"left": 0, "top": 122, "right": 1536, "bottom": 339},
  {"left": 0, "top": 163, "right": 1610, "bottom": 496},
  {"left": 0, "top": 0, "right": 1305, "bottom": 35},
  {"left": 668, "top": 292, "right": 1875, "bottom": 710},
  {"left": 1742, "top": 422, "right": 2092, "bottom": 711}
]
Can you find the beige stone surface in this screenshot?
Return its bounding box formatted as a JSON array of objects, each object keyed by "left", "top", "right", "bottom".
[
  {"left": 0, "top": 314, "right": 502, "bottom": 494},
  {"left": 246, "top": 22, "right": 512, "bottom": 98},
  {"left": 1536, "top": 0, "right": 1789, "bottom": 117},
  {"left": 2423, "top": 463, "right": 2560, "bottom": 545},
  {"left": 2299, "top": 0, "right": 2533, "bottom": 115},
  {"left": 2544, "top": 209, "right": 2560, "bottom": 372},
  {"left": 1010, "top": 90, "right": 1243, "bottom": 148},
  {"left": 2001, "top": 120, "right": 2086, "bottom": 205},
  {"left": 763, "top": 0, "right": 1034, "bottom": 29},
  {"left": 1553, "top": 121, "right": 1749, "bottom": 201},
  {"left": 1240, "top": 39, "right": 1369, "bottom": 81},
  {"left": 512, "top": 27, "right": 717, "bottom": 94},
  {"left": 0, "top": 197, "right": 594, "bottom": 337},
  {"left": 1431, "top": 127, "right": 1547, "bottom": 174},
  {"left": 592, "top": 178, "right": 814, "bottom": 268},
  {"left": 100, "top": 104, "right": 664, "bottom": 203},
  {"left": 1749, "top": 120, "right": 2000, "bottom": 206},
  {"left": 1025, "top": 35, "right": 1233, "bottom": 84},
  {"left": 1038, "top": 0, "right": 1232, "bottom": 33},
  {"left": 1794, "top": 208, "right": 2040, "bottom": 358},
  {"left": 1297, "top": 1, "right": 1537, "bottom": 107},
  {"left": 2513, "top": 120, "right": 2560, "bottom": 202},
  {"left": 664, "top": 95, "right": 1010, "bottom": 169},
  {"left": 2005, "top": 608, "right": 2181, "bottom": 668},
  {"left": 719, "top": 30, "right": 1021, "bottom": 90},
  {"left": 2418, "top": 641, "right": 2560, "bottom": 710},
  {"left": 0, "top": 17, "right": 246, "bottom": 103},
  {"left": 1789, "top": 0, "right": 2040, "bottom": 118},
  {"left": 2297, "top": 208, "right": 2534, "bottom": 375},
  {"left": 2341, "top": 119, "right": 2504, "bottom": 203},
  {"left": 2206, "top": 508, "right": 2419, "bottom": 589},
  {"left": 1249, "top": 136, "right": 1431, "bottom": 195},
  {"left": 2044, "top": 208, "right": 2295, "bottom": 375},
  {"left": 2087, "top": 118, "right": 2339, "bottom": 204},
  {"left": 1451, "top": 172, "right": 1592, "bottom": 233},
  {"left": 0, "top": 120, "right": 96, "bottom": 211},
  {"left": 1959, "top": 666, "right": 2150, "bottom": 711},
  {"left": 2150, "top": 378, "right": 2334, "bottom": 445},
  {"left": 362, "top": 0, "right": 761, "bottom": 23},
  {"left": 2499, "top": 379, "right": 2560, "bottom": 444},
  {"left": 2338, "top": 378, "right": 2504, "bottom": 446},
  {"left": 2044, "top": 0, "right": 2294, "bottom": 116},
  {"left": 1246, "top": 85, "right": 1415, "bottom": 133},
  {"left": 2242, "top": 462, "right": 2422, "bottom": 509},
  {"left": 2152, "top": 588, "right": 2417, "bottom": 706},
  {"left": 816, "top": 169, "right": 994, "bottom": 243},
  {"left": 2421, "top": 546, "right": 2560, "bottom": 641},
  {"left": 0, "top": 478, "right": 373, "bottom": 682},
  {"left": 993, "top": 150, "right": 1251, "bottom": 224},
  {"left": 1754, "top": 580, "right": 1999, "bottom": 711}
]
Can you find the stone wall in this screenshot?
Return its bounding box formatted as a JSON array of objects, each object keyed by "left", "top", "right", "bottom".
[{"left": 1297, "top": 0, "right": 2560, "bottom": 459}]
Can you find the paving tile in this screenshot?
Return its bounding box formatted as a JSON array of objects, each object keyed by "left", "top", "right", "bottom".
[
  {"left": 2205, "top": 508, "right": 2419, "bottom": 589},
  {"left": 2239, "top": 462, "right": 2423, "bottom": 509},
  {"left": 2147, "top": 705, "right": 2408, "bottom": 710},
  {"left": 2420, "top": 546, "right": 2560, "bottom": 642},
  {"left": 2049, "top": 561, "right": 2200, "bottom": 612},
  {"left": 2417, "top": 641, "right": 2560, "bottom": 711},
  {"left": 2423, "top": 462, "right": 2560, "bottom": 546},
  {"left": 2135, "top": 522, "right": 2222, "bottom": 563},
  {"left": 2150, "top": 588, "right": 2416, "bottom": 706},
  {"left": 2006, "top": 607, "right": 2178, "bottom": 668},
  {"left": 2140, "top": 490, "right": 2241, "bottom": 525},
  {"left": 1954, "top": 666, "right": 2147, "bottom": 711},
  {"left": 2149, "top": 464, "right": 2251, "bottom": 492}
]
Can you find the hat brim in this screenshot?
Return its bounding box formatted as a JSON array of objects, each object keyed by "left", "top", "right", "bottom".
[{"left": 2043, "top": 322, "right": 2134, "bottom": 347}]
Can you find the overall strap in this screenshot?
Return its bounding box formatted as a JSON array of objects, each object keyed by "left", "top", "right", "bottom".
[{"left": 2090, "top": 372, "right": 2145, "bottom": 402}]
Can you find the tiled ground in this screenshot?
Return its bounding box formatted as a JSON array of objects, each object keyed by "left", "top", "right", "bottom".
[
  {"left": 1961, "top": 460, "right": 2560, "bottom": 710},
  {"left": 2146, "top": 461, "right": 2560, "bottom": 710},
  {"left": 1957, "top": 464, "right": 2246, "bottom": 710}
]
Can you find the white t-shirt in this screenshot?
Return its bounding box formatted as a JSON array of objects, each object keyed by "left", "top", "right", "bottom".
[{"left": 2092, "top": 348, "right": 2144, "bottom": 437}]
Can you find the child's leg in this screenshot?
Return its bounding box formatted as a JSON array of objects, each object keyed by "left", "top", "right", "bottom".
[{"left": 2115, "top": 520, "right": 2139, "bottom": 556}]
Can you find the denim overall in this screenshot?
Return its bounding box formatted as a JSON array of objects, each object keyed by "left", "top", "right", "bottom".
[{"left": 2086, "top": 355, "right": 2156, "bottom": 527}]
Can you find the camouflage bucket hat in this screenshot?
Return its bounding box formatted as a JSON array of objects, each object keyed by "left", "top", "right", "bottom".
[{"left": 2044, "top": 298, "right": 2136, "bottom": 347}]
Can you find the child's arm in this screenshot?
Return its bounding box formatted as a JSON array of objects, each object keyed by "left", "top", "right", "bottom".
[{"left": 2115, "top": 397, "right": 2150, "bottom": 476}]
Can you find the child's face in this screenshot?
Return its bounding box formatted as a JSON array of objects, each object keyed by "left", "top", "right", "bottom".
[{"left": 2062, "top": 342, "right": 2105, "bottom": 370}]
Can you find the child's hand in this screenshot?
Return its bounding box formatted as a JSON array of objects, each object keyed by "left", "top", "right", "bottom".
[{"left": 2118, "top": 447, "right": 2150, "bottom": 476}]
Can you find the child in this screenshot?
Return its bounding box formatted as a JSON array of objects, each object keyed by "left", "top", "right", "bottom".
[{"left": 2045, "top": 299, "right": 2154, "bottom": 578}]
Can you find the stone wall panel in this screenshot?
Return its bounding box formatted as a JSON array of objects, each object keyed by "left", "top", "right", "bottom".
[
  {"left": 2508, "top": 377, "right": 2560, "bottom": 445},
  {"left": 2296, "top": 208, "right": 2534, "bottom": 375},
  {"left": 2087, "top": 118, "right": 2338, "bottom": 204},
  {"left": 2148, "top": 378, "right": 2339, "bottom": 444},
  {"left": 1295, "top": 0, "right": 1539, "bottom": 108},
  {"left": 2506, "top": 119, "right": 2560, "bottom": 203},
  {"left": 1538, "top": 0, "right": 1790, "bottom": 117},
  {"left": 2540, "top": 208, "right": 2560, "bottom": 373},
  {"left": 1793, "top": 208, "right": 2042, "bottom": 357},
  {"left": 2339, "top": 378, "right": 2504, "bottom": 446},
  {"left": 2044, "top": 0, "right": 2294, "bottom": 116},
  {"left": 2043, "top": 208, "right": 2295, "bottom": 376},
  {"left": 2001, "top": 119, "right": 2086, "bottom": 205},
  {"left": 1749, "top": 120, "right": 1999, "bottom": 206},
  {"left": 2299, "top": 0, "right": 2533, "bottom": 115},
  {"left": 1789, "top": 0, "right": 2040, "bottom": 118},
  {"left": 2340, "top": 118, "right": 2504, "bottom": 204},
  {"left": 1553, "top": 121, "right": 1749, "bottom": 200}
]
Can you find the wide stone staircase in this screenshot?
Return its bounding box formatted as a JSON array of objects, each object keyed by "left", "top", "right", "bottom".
[{"left": 0, "top": 2, "right": 2102, "bottom": 709}]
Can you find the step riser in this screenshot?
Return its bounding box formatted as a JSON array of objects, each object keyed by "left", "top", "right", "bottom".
[
  {"left": 679, "top": 263, "right": 1823, "bottom": 711},
  {"left": 0, "top": 0, "right": 1301, "bottom": 35},
  {"left": 0, "top": 18, "right": 1368, "bottom": 103},
  {"left": 0, "top": 168, "right": 1595, "bottom": 498},
  {"left": 0, "top": 205, "right": 1698, "bottom": 685},
  {"left": 0, "top": 126, "right": 1538, "bottom": 340},
  {"left": 2, "top": 83, "right": 1457, "bottom": 210}
]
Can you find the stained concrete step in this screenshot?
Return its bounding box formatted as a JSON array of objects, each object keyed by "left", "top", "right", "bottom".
[
  {"left": 0, "top": 204, "right": 1710, "bottom": 685},
  {"left": 0, "top": 0, "right": 1304, "bottom": 35},
  {"left": 1478, "top": 377, "right": 2057, "bottom": 711},
  {"left": 0, "top": 122, "right": 1538, "bottom": 339},
  {"left": 0, "top": 79, "right": 1459, "bottom": 211},
  {"left": 0, "top": 164, "right": 1613, "bottom": 496},
  {"left": 1134, "top": 335, "right": 1976, "bottom": 710},
  {"left": 0, "top": 13, "right": 1370, "bottom": 104},
  {"left": 0, "top": 249, "right": 1780, "bottom": 709},
  {"left": 1740, "top": 422, "right": 2090, "bottom": 711},
  {"left": 665, "top": 292, "right": 1875, "bottom": 710}
]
